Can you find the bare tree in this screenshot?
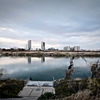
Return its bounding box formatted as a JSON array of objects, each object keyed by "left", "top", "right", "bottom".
[
  {"left": 91, "top": 59, "right": 100, "bottom": 78},
  {"left": 65, "top": 54, "right": 100, "bottom": 79}
]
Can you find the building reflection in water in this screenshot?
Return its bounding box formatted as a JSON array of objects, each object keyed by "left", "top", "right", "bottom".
[
  {"left": 41, "top": 56, "right": 45, "bottom": 63},
  {"left": 28, "top": 57, "right": 31, "bottom": 64}
]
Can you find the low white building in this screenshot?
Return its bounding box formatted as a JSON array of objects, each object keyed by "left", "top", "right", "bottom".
[
  {"left": 64, "top": 46, "right": 70, "bottom": 51},
  {"left": 74, "top": 46, "right": 80, "bottom": 51}
]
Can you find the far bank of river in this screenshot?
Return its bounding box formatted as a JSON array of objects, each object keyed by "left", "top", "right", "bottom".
[{"left": 1, "top": 51, "right": 100, "bottom": 57}]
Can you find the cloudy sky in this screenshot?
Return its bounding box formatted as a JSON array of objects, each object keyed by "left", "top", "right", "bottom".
[{"left": 0, "top": 0, "right": 100, "bottom": 50}]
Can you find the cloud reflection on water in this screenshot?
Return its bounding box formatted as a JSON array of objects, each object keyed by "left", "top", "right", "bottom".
[{"left": 0, "top": 57, "right": 100, "bottom": 80}]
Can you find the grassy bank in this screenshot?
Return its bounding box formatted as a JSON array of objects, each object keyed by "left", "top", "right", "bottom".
[
  {"left": 0, "top": 79, "right": 24, "bottom": 98},
  {"left": 54, "top": 78, "right": 100, "bottom": 100},
  {"left": 37, "top": 78, "right": 100, "bottom": 100},
  {"left": 1, "top": 51, "right": 100, "bottom": 57},
  {"left": 0, "top": 78, "right": 100, "bottom": 99}
]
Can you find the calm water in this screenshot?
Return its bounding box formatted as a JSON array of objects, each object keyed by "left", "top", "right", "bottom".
[{"left": 0, "top": 57, "right": 100, "bottom": 81}]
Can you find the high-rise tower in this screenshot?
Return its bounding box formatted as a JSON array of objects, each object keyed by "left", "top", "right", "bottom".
[
  {"left": 28, "top": 40, "right": 31, "bottom": 50},
  {"left": 41, "top": 42, "right": 45, "bottom": 51}
]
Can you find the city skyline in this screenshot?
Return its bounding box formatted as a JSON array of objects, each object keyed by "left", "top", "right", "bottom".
[{"left": 0, "top": 0, "right": 100, "bottom": 50}]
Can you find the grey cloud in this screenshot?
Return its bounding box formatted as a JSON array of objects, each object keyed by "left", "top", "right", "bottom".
[
  {"left": 0, "top": 0, "right": 100, "bottom": 31},
  {"left": 0, "top": 0, "right": 100, "bottom": 49}
]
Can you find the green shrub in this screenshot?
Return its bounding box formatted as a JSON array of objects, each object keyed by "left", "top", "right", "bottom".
[
  {"left": 38, "top": 92, "right": 55, "bottom": 100},
  {"left": 0, "top": 79, "right": 24, "bottom": 98}
]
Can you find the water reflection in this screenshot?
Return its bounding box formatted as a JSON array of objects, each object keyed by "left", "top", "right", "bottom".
[
  {"left": 0, "top": 57, "right": 27, "bottom": 65},
  {"left": 41, "top": 56, "right": 45, "bottom": 63},
  {"left": 0, "top": 57, "right": 99, "bottom": 80},
  {"left": 27, "top": 57, "right": 31, "bottom": 64}
]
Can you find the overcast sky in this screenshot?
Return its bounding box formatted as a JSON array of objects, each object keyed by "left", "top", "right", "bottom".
[{"left": 0, "top": 0, "right": 100, "bottom": 50}]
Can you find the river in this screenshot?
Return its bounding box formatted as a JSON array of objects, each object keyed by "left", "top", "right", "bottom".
[{"left": 0, "top": 57, "right": 100, "bottom": 81}]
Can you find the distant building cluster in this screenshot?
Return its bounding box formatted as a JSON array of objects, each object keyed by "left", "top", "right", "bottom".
[
  {"left": 27, "top": 40, "right": 46, "bottom": 51},
  {"left": 0, "top": 39, "right": 99, "bottom": 51},
  {"left": 27, "top": 40, "right": 81, "bottom": 51},
  {"left": 64, "top": 46, "right": 80, "bottom": 51}
]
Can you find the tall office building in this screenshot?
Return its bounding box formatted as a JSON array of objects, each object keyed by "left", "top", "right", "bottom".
[
  {"left": 74, "top": 46, "right": 80, "bottom": 51},
  {"left": 28, "top": 40, "right": 31, "bottom": 50},
  {"left": 41, "top": 42, "right": 45, "bottom": 50}
]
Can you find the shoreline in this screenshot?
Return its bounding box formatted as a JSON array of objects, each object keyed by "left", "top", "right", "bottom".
[
  {"left": 0, "top": 78, "right": 100, "bottom": 99},
  {"left": 0, "top": 51, "right": 100, "bottom": 57}
]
